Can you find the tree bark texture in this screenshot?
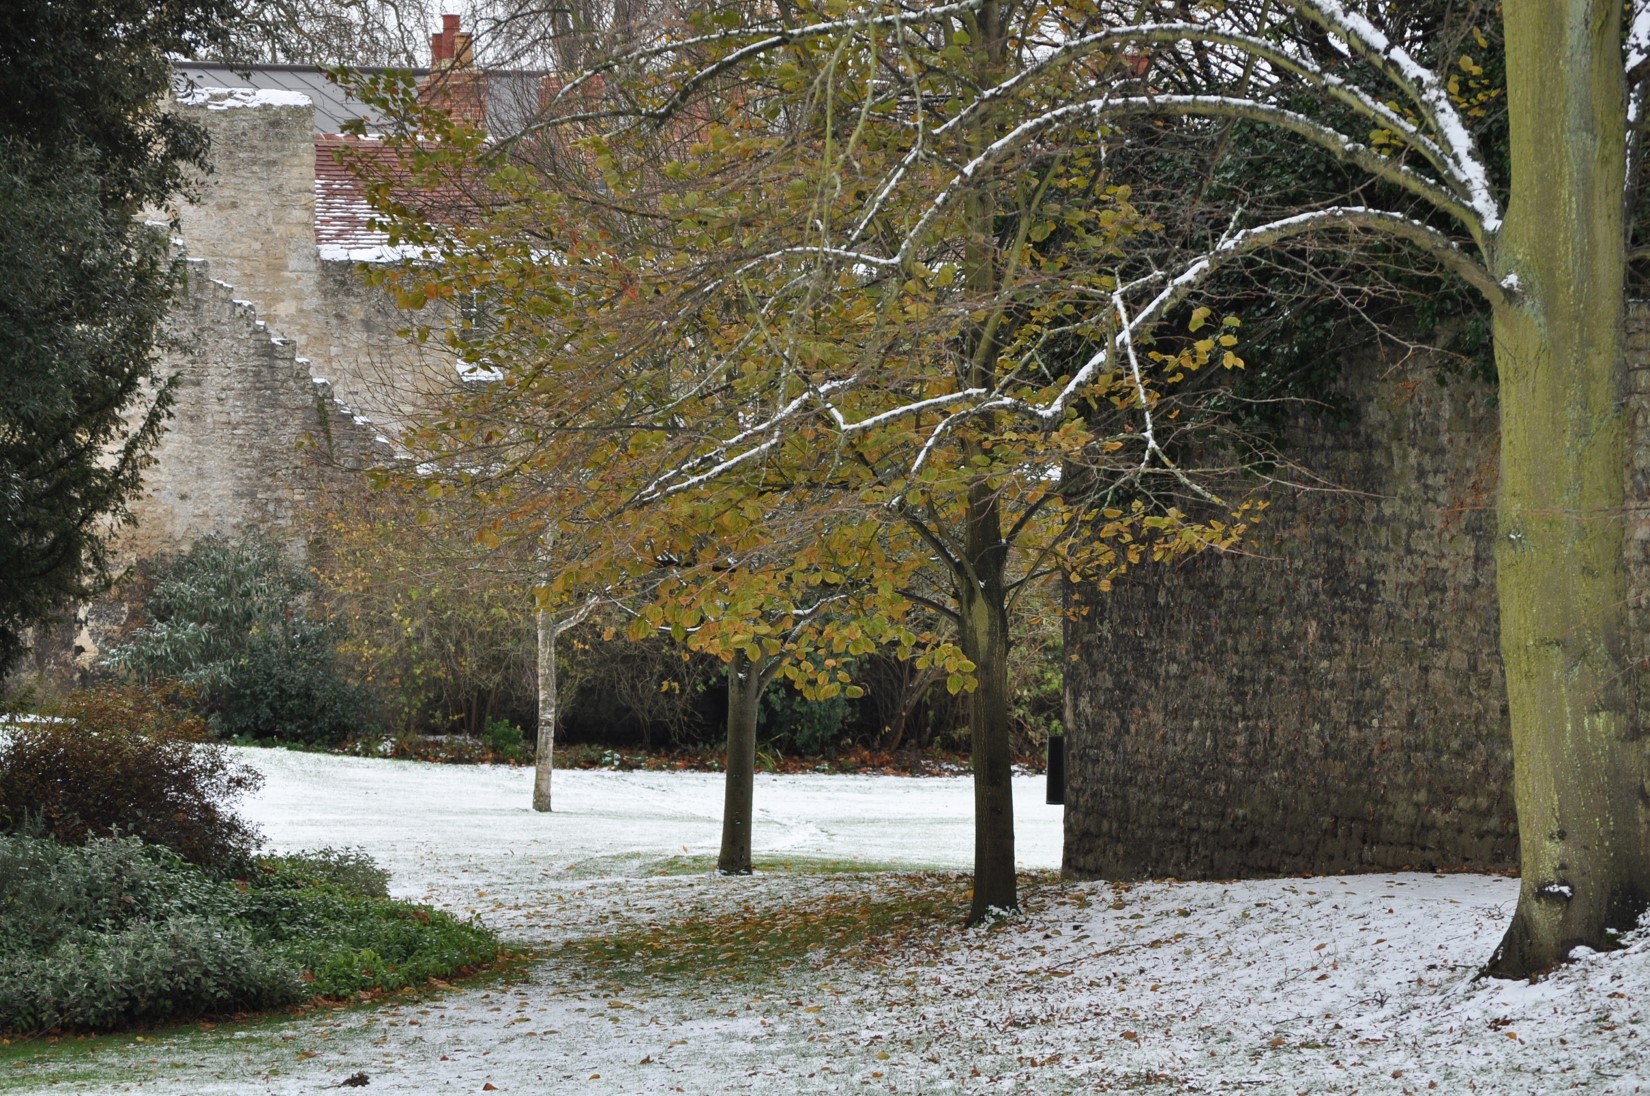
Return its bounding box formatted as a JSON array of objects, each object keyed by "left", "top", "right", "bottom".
[
  {"left": 532, "top": 606, "right": 558, "bottom": 812},
  {"left": 952, "top": 0, "right": 1017, "bottom": 925},
  {"left": 718, "top": 653, "right": 765, "bottom": 874},
  {"left": 1486, "top": 0, "right": 1650, "bottom": 976},
  {"left": 958, "top": 559, "right": 1018, "bottom": 924}
]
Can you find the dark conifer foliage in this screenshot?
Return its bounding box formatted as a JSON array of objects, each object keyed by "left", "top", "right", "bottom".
[{"left": 0, "top": 0, "right": 236, "bottom": 676}]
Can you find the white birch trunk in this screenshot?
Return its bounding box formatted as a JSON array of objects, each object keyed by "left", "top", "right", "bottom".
[{"left": 532, "top": 605, "right": 558, "bottom": 812}]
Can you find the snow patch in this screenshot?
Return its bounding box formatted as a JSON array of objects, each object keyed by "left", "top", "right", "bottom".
[
  {"left": 318, "top": 243, "right": 433, "bottom": 264},
  {"left": 101, "top": 749, "right": 1624, "bottom": 1096}
]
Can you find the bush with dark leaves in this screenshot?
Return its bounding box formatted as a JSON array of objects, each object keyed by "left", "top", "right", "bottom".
[{"left": 0, "top": 686, "right": 262, "bottom": 873}]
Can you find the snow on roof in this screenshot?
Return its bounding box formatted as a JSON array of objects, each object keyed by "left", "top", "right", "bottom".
[
  {"left": 173, "top": 61, "right": 550, "bottom": 137},
  {"left": 314, "top": 133, "right": 477, "bottom": 263},
  {"left": 174, "top": 84, "right": 313, "bottom": 111},
  {"left": 314, "top": 135, "right": 392, "bottom": 255},
  {"left": 174, "top": 62, "right": 385, "bottom": 133}
]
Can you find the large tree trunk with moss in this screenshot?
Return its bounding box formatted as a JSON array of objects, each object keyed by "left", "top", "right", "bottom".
[
  {"left": 532, "top": 607, "right": 558, "bottom": 812},
  {"left": 1485, "top": 1, "right": 1650, "bottom": 977},
  {"left": 717, "top": 652, "right": 765, "bottom": 874}
]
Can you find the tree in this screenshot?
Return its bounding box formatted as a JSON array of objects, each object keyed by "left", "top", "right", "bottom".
[
  {"left": 1022, "top": 0, "right": 1644, "bottom": 981},
  {"left": 638, "top": 511, "right": 895, "bottom": 876},
  {"left": 348, "top": 1, "right": 1253, "bottom": 922},
  {"left": 315, "top": 476, "right": 541, "bottom": 737},
  {"left": 627, "top": 0, "right": 1642, "bottom": 975},
  {"left": 0, "top": 0, "right": 237, "bottom": 680}
]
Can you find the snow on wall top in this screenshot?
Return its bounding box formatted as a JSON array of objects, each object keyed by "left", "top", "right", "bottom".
[{"left": 175, "top": 85, "right": 313, "bottom": 110}]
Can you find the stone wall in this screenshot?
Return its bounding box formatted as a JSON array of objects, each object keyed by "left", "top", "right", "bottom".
[
  {"left": 169, "top": 93, "right": 446, "bottom": 431},
  {"left": 22, "top": 259, "right": 386, "bottom": 676},
  {"left": 170, "top": 94, "right": 317, "bottom": 350},
  {"left": 1063, "top": 348, "right": 1518, "bottom": 879},
  {"left": 122, "top": 258, "right": 383, "bottom": 563},
  {"left": 17, "top": 96, "right": 434, "bottom": 682}
]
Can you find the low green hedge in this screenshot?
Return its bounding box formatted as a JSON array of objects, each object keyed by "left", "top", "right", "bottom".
[{"left": 0, "top": 836, "right": 497, "bottom": 1034}]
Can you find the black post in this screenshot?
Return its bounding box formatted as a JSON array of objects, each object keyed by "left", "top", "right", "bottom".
[{"left": 1046, "top": 734, "right": 1065, "bottom": 805}]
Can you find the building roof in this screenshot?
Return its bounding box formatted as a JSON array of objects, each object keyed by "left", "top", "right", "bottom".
[
  {"left": 313, "top": 135, "right": 394, "bottom": 259},
  {"left": 172, "top": 62, "right": 548, "bottom": 137},
  {"left": 172, "top": 62, "right": 397, "bottom": 135},
  {"left": 313, "top": 134, "right": 483, "bottom": 262}
]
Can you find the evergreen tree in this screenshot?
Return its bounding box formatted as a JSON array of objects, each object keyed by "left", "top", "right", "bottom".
[{"left": 0, "top": 0, "right": 236, "bottom": 676}]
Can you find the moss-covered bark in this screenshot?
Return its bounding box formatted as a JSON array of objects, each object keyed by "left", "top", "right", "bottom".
[{"left": 1485, "top": 0, "right": 1650, "bottom": 977}]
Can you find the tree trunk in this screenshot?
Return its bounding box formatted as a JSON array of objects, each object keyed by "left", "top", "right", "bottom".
[
  {"left": 958, "top": 550, "right": 1017, "bottom": 924},
  {"left": 951, "top": 0, "right": 1016, "bottom": 926},
  {"left": 1486, "top": 1, "right": 1650, "bottom": 977},
  {"left": 717, "top": 652, "right": 765, "bottom": 874},
  {"left": 532, "top": 606, "right": 558, "bottom": 812}
]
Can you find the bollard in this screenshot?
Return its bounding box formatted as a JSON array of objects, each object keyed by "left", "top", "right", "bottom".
[{"left": 1046, "top": 734, "right": 1065, "bottom": 805}]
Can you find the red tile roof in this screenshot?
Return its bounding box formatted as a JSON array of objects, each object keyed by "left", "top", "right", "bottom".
[{"left": 314, "top": 135, "right": 393, "bottom": 255}]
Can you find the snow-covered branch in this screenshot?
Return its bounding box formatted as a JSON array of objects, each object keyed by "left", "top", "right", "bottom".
[
  {"left": 1037, "top": 205, "right": 1500, "bottom": 426},
  {"left": 888, "top": 94, "right": 1485, "bottom": 274},
  {"left": 1281, "top": 0, "right": 1498, "bottom": 234},
  {"left": 640, "top": 202, "right": 1496, "bottom": 506}
]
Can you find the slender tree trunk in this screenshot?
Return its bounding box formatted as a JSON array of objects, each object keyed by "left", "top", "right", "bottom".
[
  {"left": 958, "top": 527, "right": 1017, "bottom": 924},
  {"left": 951, "top": 0, "right": 1016, "bottom": 926},
  {"left": 718, "top": 652, "right": 765, "bottom": 874},
  {"left": 1486, "top": 2, "right": 1650, "bottom": 977},
  {"left": 532, "top": 606, "right": 558, "bottom": 812}
]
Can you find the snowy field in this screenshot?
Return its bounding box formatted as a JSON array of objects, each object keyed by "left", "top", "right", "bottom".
[{"left": 5, "top": 749, "right": 1650, "bottom": 1094}]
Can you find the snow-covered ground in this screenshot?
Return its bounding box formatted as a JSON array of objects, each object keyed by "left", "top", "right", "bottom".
[{"left": 6, "top": 749, "right": 1649, "bottom": 1095}]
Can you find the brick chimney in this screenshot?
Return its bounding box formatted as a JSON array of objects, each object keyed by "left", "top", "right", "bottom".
[{"left": 420, "top": 14, "right": 485, "bottom": 128}]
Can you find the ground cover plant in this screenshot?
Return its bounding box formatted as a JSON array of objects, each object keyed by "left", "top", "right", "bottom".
[
  {"left": 0, "top": 835, "right": 497, "bottom": 1035},
  {"left": 0, "top": 691, "right": 498, "bottom": 1036}
]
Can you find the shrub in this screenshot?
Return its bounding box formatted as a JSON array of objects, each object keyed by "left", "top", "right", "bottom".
[
  {"left": 482, "top": 718, "right": 529, "bottom": 762},
  {"left": 0, "top": 686, "right": 263, "bottom": 873},
  {"left": 761, "top": 675, "right": 855, "bottom": 757},
  {"left": 0, "top": 836, "right": 497, "bottom": 1034},
  {"left": 257, "top": 846, "right": 390, "bottom": 899},
  {"left": 214, "top": 626, "right": 374, "bottom": 744},
  {"left": 0, "top": 918, "right": 300, "bottom": 1033},
  {"left": 107, "top": 534, "right": 374, "bottom": 745},
  {"left": 0, "top": 835, "right": 298, "bottom": 1031}
]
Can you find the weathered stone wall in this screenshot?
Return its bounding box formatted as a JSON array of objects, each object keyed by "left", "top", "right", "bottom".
[
  {"left": 25, "top": 260, "right": 386, "bottom": 674},
  {"left": 308, "top": 258, "right": 453, "bottom": 431},
  {"left": 122, "top": 258, "right": 382, "bottom": 564},
  {"left": 170, "top": 95, "right": 317, "bottom": 348},
  {"left": 169, "top": 94, "right": 444, "bottom": 432},
  {"left": 1063, "top": 349, "right": 1518, "bottom": 879},
  {"left": 17, "top": 97, "right": 431, "bottom": 683}
]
